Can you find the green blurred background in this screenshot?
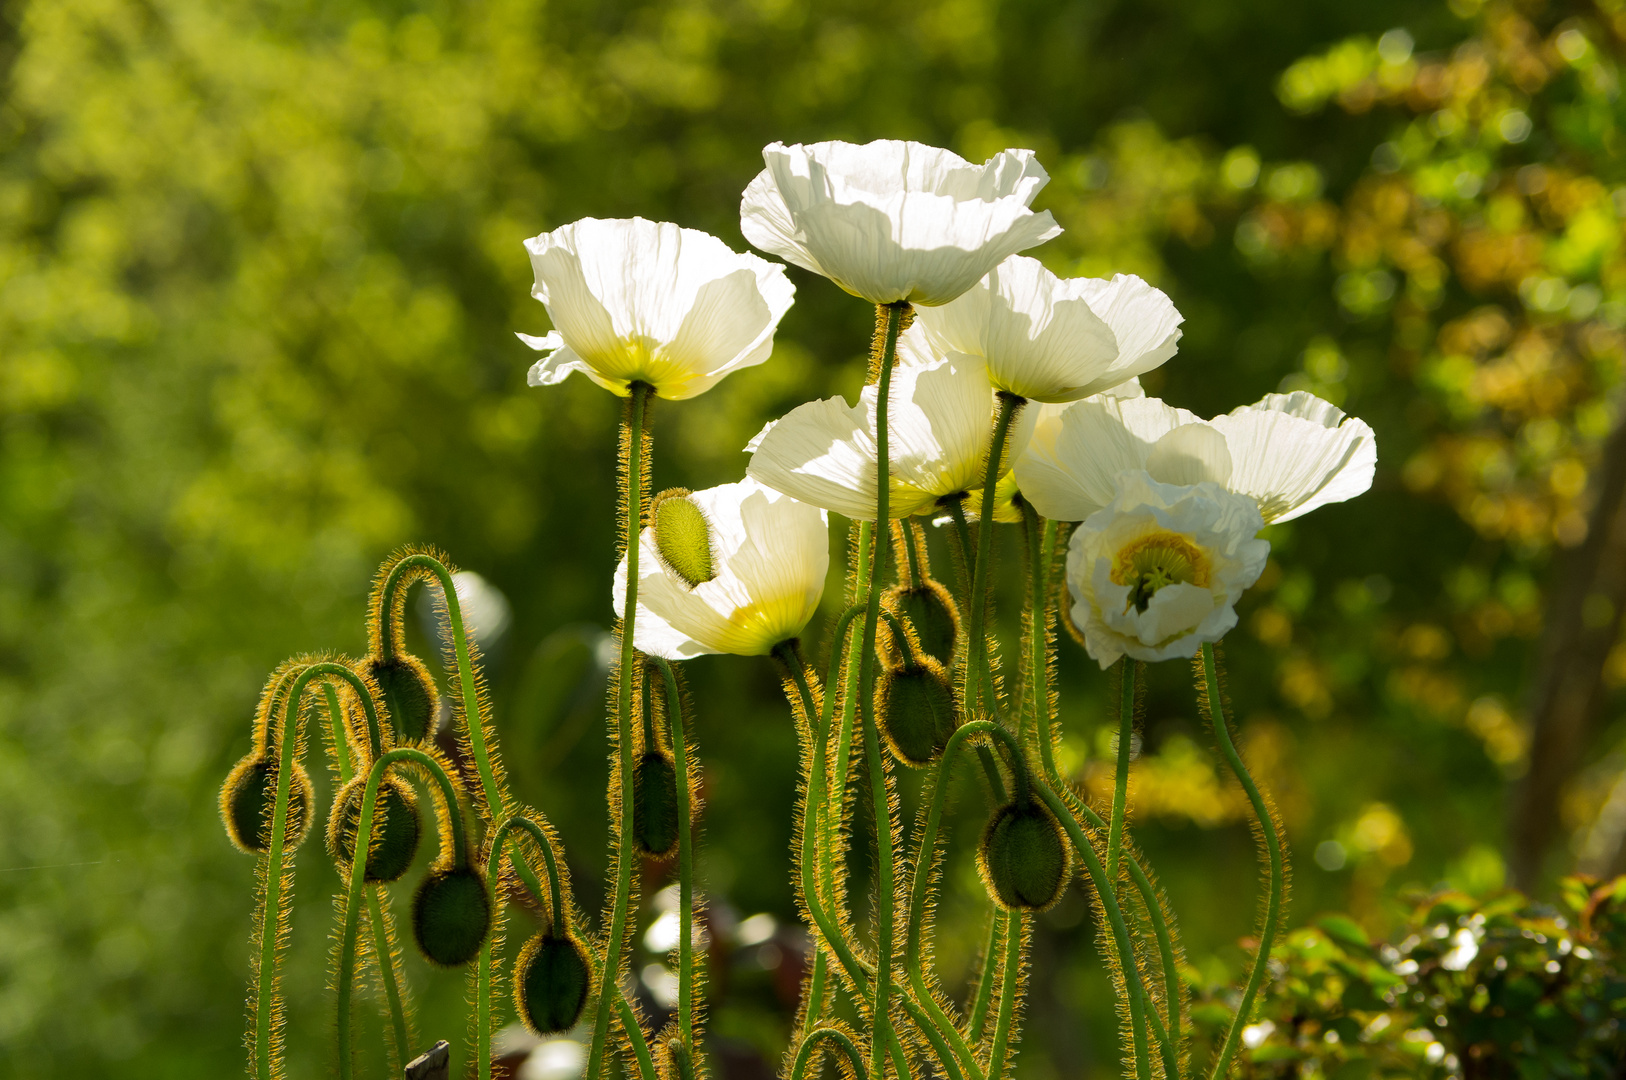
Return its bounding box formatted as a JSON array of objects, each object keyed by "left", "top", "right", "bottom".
[{"left": 3, "top": 0, "right": 1625, "bottom": 1075}]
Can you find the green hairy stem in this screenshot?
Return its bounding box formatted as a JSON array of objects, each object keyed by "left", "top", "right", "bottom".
[
  {"left": 1106, "top": 659, "right": 1137, "bottom": 884},
  {"left": 648, "top": 656, "right": 700, "bottom": 1060},
  {"left": 965, "top": 393, "right": 1023, "bottom": 718},
  {"left": 589, "top": 381, "right": 654, "bottom": 1080},
  {"left": 1201, "top": 643, "right": 1286, "bottom": 1080}
]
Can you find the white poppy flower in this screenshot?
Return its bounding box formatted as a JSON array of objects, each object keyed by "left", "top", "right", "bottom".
[
  {"left": 613, "top": 479, "right": 829, "bottom": 659},
  {"left": 1015, "top": 391, "right": 1376, "bottom": 524},
  {"left": 745, "top": 342, "right": 1033, "bottom": 522},
  {"left": 911, "top": 256, "right": 1183, "bottom": 402},
  {"left": 519, "top": 217, "right": 795, "bottom": 401},
  {"left": 1067, "top": 471, "right": 1270, "bottom": 667},
  {"left": 739, "top": 140, "right": 1061, "bottom": 307}
]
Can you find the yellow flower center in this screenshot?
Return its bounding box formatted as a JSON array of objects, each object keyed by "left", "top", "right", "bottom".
[{"left": 1110, "top": 531, "right": 1211, "bottom": 613}]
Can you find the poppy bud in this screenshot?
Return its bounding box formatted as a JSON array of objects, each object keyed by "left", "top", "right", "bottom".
[
  {"left": 875, "top": 650, "right": 958, "bottom": 767},
  {"left": 367, "top": 653, "right": 439, "bottom": 744},
  {"left": 652, "top": 489, "right": 716, "bottom": 588},
  {"left": 633, "top": 751, "right": 681, "bottom": 858},
  {"left": 977, "top": 800, "right": 1070, "bottom": 911},
  {"left": 514, "top": 932, "right": 593, "bottom": 1035},
  {"left": 412, "top": 865, "right": 492, "bottom": 967},
  {"left": 883, "top": 581, "right": 959, "bottom": 667},
  {"left": 221, "top": 754, "right": 312, "bottom": 854},
  {"left": 328, "top": 777, "right": 422, "bottom": 883}
]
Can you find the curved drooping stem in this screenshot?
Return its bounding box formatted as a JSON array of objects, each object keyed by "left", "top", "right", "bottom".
[
  {"left": 321, "top": 683, "right": 412, "bottom": 1071},
  {"left": 1200, "top": 642, "right": 1286, "bottom": 1080},
  {"left": 964, "top": 392, "right": 1024, "bottom": 718},
  {"left": 476, "top": 813, "right": 573, "bottom": 1080},
  {"left": 251, "top": 660, "right": 391, "bottom": 1080},
  {"left": 588, "top": 380, "right": 654, "bottom": 1080},
  {"left": 855, "top": 302, "right": 908, "bottom": 1080},
  {"left": 790, "top": 1027, "right": 870, "bottom": 1080},
  {"left": 647, "top": 656, "right": 701, "bottom": 1061},
  {"left": 335, "top": 748, "right": 468, "bottom": 1080},
  {"left": 376, "top": 551, "right": 505, "bottom": 819}
]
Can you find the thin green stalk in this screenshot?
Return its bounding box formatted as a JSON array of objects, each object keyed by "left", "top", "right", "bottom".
[
  {"left": 336, "top": 748, "right": 467, "bottom": 1080},
  {"left": 1018, "top": 504, "right": 1057, "bottom": 757},
  {"left": 614, "top": 993, "right": 660, "bottom": 1080},
  {"left": 966, "top": 912, "right": 1002, "bottom": 1041},
  {"left": 322, "top": 682, "right": 410, "bottom": 1072},
  {"left": 1201, "top": 642, "right": 1284, "bottom": 1080},
  {"left": 964, "top": 393, "right": 1022, "bottom": 717},
  {"left": 365, "top": 888, "right": 412, "bottom": 1072},
  {"left": 588, "top": 380, "right": 653, "bottom": 1080},
  {"left": 648, "top": 656, "right": 699, "bottom": 1059},
  {"left": 1106, "top": 659, "right": 1137, "bottom": 883},
  {"left": 254, "top": 661, "right": 384, "bottom": 1080},
  {"left": 985, "top": 911, "right": 1025, "bottom": 1080},
  {"left": 900, "top": 519, "right": 924, "bottom": 589},
  {"left": 856, "top": 302, "right": 907, "bottom": 1080},
  {"left": 791, "top": 1027, "right": 870, "bottom": 1080}
]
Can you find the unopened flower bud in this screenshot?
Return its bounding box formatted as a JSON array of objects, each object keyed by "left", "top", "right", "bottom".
[
  {"left": 412, "top": 865, "right": 492, "bottom": 967},
  {"left": 977, "top": 799, "right": 1070, "bottom": 911},
  {"left": 221, "top": 754, "right": 312, "bottom": 854},
  {"left": 875, "top": 649, "right": 958, "bottom": 767},
  {"left": 883, "top": 581, "right": 959, "bottom": 667},
  {"left": 633, "top": 751, "right": 681, "bottom": 859},
  {"left": 652, "top": 489, "right": 716, "bottom": 588},
  {"left": 368, "top": 653, "right": 440, "bottom": 744},
  {"left": 515, "top": 931, "right": 592, "bottom": 1035},
  {"left": 328, "top": 777, "right": 422, "bottom": 883}
]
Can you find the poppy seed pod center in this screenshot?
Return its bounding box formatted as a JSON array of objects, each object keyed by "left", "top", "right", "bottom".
[
  {"left": 1110, "top": 530, "right": 1211, "bottom": 613},
  {"left": 653, "top": 491, "right": 716, "bottom": 588}
]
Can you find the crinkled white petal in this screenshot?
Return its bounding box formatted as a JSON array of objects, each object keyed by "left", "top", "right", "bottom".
[
  {"left": 522, "top": 217, "right": 794, "bottom": 400},
  {"left": 612, "top": 479, "right": 829, "bottom": 658},
  {"left": 748, "top": 356, "right": 1029, "bottom": 521},
  {"left": 1146, "top": 423, "right": 1234, "bottom": 488},
  {"left": 740, "top": 140, "right": 1061, "bottom": 307},
  {"left": 1066, "top": 275, "right": 1185, "bottom": 398},
  {"left": 1207, "top": 392, "right": 1378, "bottom": 523},
  {"left": 1014, "top": 395, "right": 1199, "bottom": 521},
  {"left": 913, "top": 260, "right": 1182, "bottom": 402},
  {"left": 1066, "top": 471, "right": 1269, "bottom": 668}
]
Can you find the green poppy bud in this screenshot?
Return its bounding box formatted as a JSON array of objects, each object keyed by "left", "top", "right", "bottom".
[
  {"left": 652, "top": 489, "right": 716, "bottom": 588},
  {"left": 328, "top": 777, "right": 422, "bottom": 883},
  {"left": 875, "top": 651, "right": 958, "bottom": 767},
  {"left": 368, "top": 653, "right": 439, "bottom": 744},
  {"left": 977, "top": 800, "right": 1070, "bottom": 911},
  {"left": 633, "top": 751, "right": 681, "bottom": 859},
  {"left": 412, "top": 865, "right": 492, "bottom": 967},
  {"left": 884, "top": 581, "right": 959, "bottom": 667},
  {"left": 221, "top": 754, "right": 312, "bottom": 854},
  {"left": 514, "top": 932, "right": 593, "bottom": 1035}
]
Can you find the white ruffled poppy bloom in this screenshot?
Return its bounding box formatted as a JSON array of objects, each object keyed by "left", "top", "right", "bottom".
[
  {"left": 1067, "top": 471, "right": 1270, "bottom": 667},
  {"left": 745, "top": 337, "right": 1033, "bottom": 522},
  {"left": 910, "top": 255, "right": 1184, "bottom": 402},
  {"left": 739, "top": 140, "right": 1062, "bottom": 307},
  {"left": 1015, "top": 391, "right": 1377, "bottom": 524},
  {"left": 613, "top": 478, "right": 829, "bottom": 659},
  {"left": 519, "top": 217, "right": 795, "bottom": 401}
]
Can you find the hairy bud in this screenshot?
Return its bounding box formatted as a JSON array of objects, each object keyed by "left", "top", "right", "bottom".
[
  {"left": 368, "top": 653, "right": 439, "bottom": 744},
  {"left": 328, "top": 777, "right": 422, "bottom": 883},
  {"left": 221, "top": 754, "right": 312, "bottom": 854},
  {"left": 633, "top": 751, "right": 681, "bottom": 859},
  {"left": 875, "top": 652, "right": 958, "bottom": 767},
  {"left": 652, "top": 489, "right": 716, "bottom": 588},
  {"left": 882, "top": 581, "right": 960, "bottom": 667},
  {"left": 514, "top": 932, "right": 592, "bottom": 1035},
  {"left": 978, "top": 800, "right": 1070, "bottom": 911},
  {"left": 412, "top": 865, "right": 492, "bottom": 967}
]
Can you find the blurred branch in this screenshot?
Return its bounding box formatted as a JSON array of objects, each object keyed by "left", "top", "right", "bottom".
[{"left": 1511, "top": 414, "right": 1626, "bottom": 890}]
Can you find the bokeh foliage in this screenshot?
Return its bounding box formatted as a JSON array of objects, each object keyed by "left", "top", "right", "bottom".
[{"left": 2, "top": 0, "right": 1625, "bottom": 1075}]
